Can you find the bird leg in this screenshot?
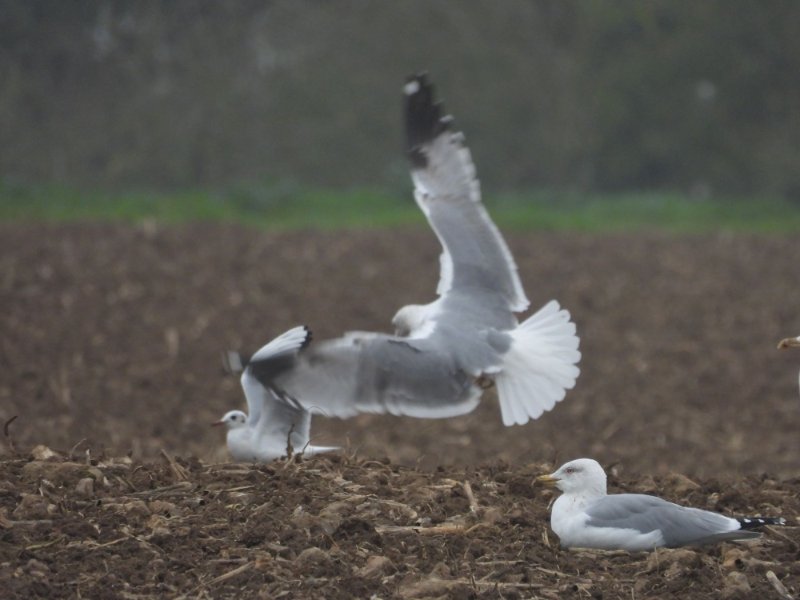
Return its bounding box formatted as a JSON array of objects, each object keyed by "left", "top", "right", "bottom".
[{"left": 285, "top": 422, "right": 295, "bottom": 459}]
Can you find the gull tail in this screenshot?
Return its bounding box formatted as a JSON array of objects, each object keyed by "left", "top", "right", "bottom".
[
  {"left": 692, "top": 515, "right": 784, "bottom": 545},
  {"left": 494, "top": 300, "right": 581, "bottom": 426}
]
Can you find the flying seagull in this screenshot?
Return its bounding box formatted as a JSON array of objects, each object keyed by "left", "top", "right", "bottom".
[
  {"left": 217, "top": 74, "right": 580, "bottom": 461},
  {"left": 777, "top": 335, "right": 800, "bottom": 395},
  {"left": 214, "top": 326, "right": 339, "bottom": 462},
  {"left": 536, "top": 458, "right": 785, "bottom": 551}
]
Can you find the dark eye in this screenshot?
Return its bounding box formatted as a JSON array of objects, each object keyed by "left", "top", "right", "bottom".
[{"left": 565, "top": 467, "right": 576, "bottom": 474}]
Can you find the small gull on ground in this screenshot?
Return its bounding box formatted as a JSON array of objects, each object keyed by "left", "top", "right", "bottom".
[
  {"left": 536, "top": 458, "right": 785, "bottom": 551},
  {"left": 213, "top": 327, "right": 338, "bottom": 462}
]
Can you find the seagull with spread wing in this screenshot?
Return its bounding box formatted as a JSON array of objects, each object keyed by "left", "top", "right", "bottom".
[{"left": 216, "top": 74, "right": 581, "bottom": 461}]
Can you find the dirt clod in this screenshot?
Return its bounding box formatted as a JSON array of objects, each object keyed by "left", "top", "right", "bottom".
[
  {"left": 2, "top": 225, "right": 800, "bottom": 598},
  {"left": 75, "top": 477, "right": 94, "bottom": 497},
  {"left": 356, "top": 555, "right": 396, "bottom": 578},
  {"left": 12, "top": 494, "right": 54, "bottom": 520},
  {"left": 722, "top": 571, "right": 752, "bottom": 598}
]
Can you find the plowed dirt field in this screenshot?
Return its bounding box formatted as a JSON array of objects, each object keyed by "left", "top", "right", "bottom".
[{"left": 1, "top": 224, "right": 798, "bottom": 598}]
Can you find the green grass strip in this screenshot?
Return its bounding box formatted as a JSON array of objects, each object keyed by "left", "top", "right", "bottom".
[{"left": 2, "top": 180, "right": 799, "bottom": 233}]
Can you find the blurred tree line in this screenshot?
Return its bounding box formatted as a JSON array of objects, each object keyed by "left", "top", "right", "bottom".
[{"left": 1, "top": 0, "right": 798, "bottom": 198}]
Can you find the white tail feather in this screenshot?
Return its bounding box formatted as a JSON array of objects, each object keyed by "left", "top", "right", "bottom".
[
  {"left": 251, "top": 325, "right": 311, "bottom": 362},
  {"left": 495, "top": 300, "right": 581, "bottom": 426}
]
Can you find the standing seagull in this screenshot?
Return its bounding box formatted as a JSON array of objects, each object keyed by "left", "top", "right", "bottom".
[
  {"left": 777, "top": 335, "right": 800, "bottom": 395},
  {"left": 218, "top": 74, "right": 580, "bottom": 461},
  {"left": 536, "top": 458, "right": 785, "bottom": 551},
  {"left": 214, "top": 326, "right": 339, "bottom": 462}
]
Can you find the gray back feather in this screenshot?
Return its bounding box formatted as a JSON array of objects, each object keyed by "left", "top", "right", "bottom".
[
  {"left": 585, "top": 494, "right": 756, "bottom": 547},
  {"left": 275, "top": 333, "right": 481, "bottom": 419}
]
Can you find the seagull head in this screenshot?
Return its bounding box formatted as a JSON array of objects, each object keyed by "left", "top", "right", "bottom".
[
  {"left": 212, "top": 410, "right": 248, "bottom": 430},
  {"left": 536, "top": 458, "right": 607, "bottom": 496},
  {"left": 392, "top": 304, "right": 432, "bottom": 337}
]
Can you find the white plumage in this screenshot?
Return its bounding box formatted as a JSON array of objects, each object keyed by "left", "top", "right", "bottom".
[
  {"left": 214, "top": 327, "right": 338, "bottom": 462},
  {"left": 537, "top": 458, "right": 785, "bottom": 551},
  {"left": 217, "top": 75, "right": 582, "bottom": 461}
]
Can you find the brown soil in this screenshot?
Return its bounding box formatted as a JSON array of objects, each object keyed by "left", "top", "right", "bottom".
[{"left": 1, "top": 223, "right": 799, "bottom": 598}]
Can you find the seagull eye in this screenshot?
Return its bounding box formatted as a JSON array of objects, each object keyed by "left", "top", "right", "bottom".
[{"left": 565, "top": 467, "right": 576, "bottom": 474}]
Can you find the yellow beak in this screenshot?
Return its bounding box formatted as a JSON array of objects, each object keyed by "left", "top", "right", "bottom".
[
  {"left": 778, "top": 337, "right": 800, "bottom": 350},
  {"left": 535, "top": 474, "right": 560, "bottom": 487}
]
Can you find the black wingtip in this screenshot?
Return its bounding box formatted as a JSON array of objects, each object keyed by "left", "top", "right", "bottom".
[
  {"left": 737, "top": 516, "right": 786, "bottom": 530},
  {"left": 301, "top": 325, "right": 313, "bottom": 349},
  {"left": 404, "top": 73, "right": 451, "bottom": 168}
]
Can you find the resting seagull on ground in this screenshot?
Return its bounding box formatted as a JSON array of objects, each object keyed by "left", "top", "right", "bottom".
[
  {"left": 536, "top": 458, "right": 785, "bottom": 551},
  {"left": 217, "top": 74, "right": 580, "bottom": 461},
  {"left": 214, "top": 326, "right": 339, "bottom": 462},
  {"left": 777, "top": 335, "right": 800, "bottom": 395}
]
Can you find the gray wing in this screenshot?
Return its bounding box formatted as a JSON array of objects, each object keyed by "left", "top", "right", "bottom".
[
  {"left": 585, "top": 494, "right": 754, "bottom": 547},
  {"left": 405, "top": 74, "right": 528, "bottom": 330},
  {"left": 273, "top": 331, "right": 483, "bottom": 419},
  {"left": 231, "top": 326, "right": 312, "bottom": 427},
  {"left": 241, "top": 370, "right": 311, "bottom": 451},
  {"left": 238, "top": 359, "right": 265, "bottom": 426}
]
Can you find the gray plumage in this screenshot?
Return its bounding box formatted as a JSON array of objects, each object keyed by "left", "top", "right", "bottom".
[
  {"left": 538, "top": 458, "right": 785, "bottom": 551},
  {"left": 584, "top": 494, "right": 761, "bottom": 547},
  {"left": 227, "top": 74, "right": 580, "bottom": 428},
  {"left": 216, "top": 326, "right": 338, "bottom": 462}
]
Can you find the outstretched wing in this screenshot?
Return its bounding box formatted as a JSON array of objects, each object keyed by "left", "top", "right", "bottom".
[
  {"left": 270, "top": 331, "right": 483, "bottom": 419},
  {"left": 231, "top": 326, "right": 311, "bottom": 425},
  {"left": 404, "top": 74, "right": 528, "bottom": 331},
  {"left": 240, "top": 369, "right": 312, "bottom": 451}
]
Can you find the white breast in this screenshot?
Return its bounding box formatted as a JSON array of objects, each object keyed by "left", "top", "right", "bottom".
[{"left": 226, "top": 428, "right": 285, "bottom": 463}]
